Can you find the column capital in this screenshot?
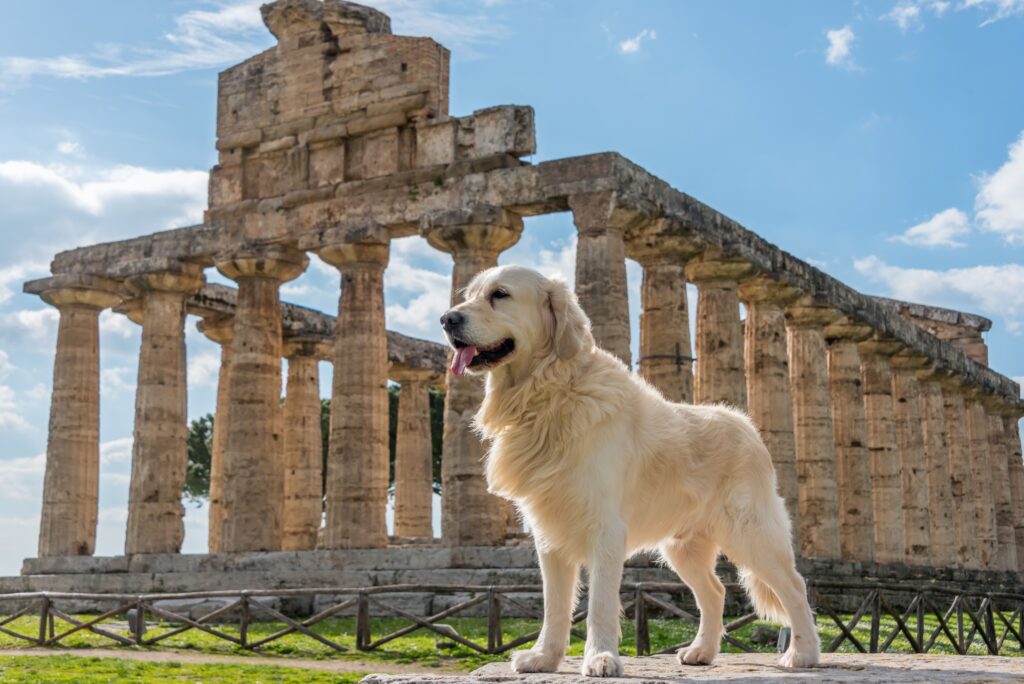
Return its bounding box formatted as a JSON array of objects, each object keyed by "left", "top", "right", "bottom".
[
  {"left": 197, "top": 313, "right": 234, "bottom": 345},
  {"left": 24, "top": 273, "right": 123, "bottom": 311},
  {"left": 113, "top": 298, "right": 145, "bottom": 326},
  {"left": 857, "top": 335, "right": 904, "bottom": 359},
  {"left": 568, "top": 191, "right": 649, "bottom": 237},
  {"left": 419, "top": 206, "right": 522, "bottom": 257},
  {"left": 215, "top": 243, "right": 308, "bottom": 282},
  {"left": 738, "top": 274, "right": 801, "bottom": 306},
  {"left": 889, "top": 348, "right": 932, "bottom": 371},
  {"left": 824, "top": 316, "right": 875, "bottom": 344},
  {"left": 684, "top": 251, "right": 756, "bottom": 285},
  {"left": 624, "top": 218, "right": 703, "bottom": 265},
  {"left": 283, "top": 335, "right": 332, "bottom": 359},
  {"left": 299, "top": 220, "right": 390, "bottom": 268},
  {"left": 389, "top": 364, "right": 441, "bottom": 386},
  {"left": 111, "top": 258, "right": 205, "bottom": 296},
  {"left": 785, "top": 295, "right": 842, "bottom": 329}
]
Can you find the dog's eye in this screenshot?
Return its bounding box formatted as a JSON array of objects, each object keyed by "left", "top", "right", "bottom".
[{"left": 490, "top": 289, "right": 510, "bottom": 303}]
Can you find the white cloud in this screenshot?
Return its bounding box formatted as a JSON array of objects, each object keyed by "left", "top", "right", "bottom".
[
  {"left": 57, "top": 140, "right": 84, "bottom": 158},
  {"left": 384, "top": 238, "right": 453, "bottom": 342},
  {"left": 188, "top": 351, "right": 222, "bottom": 388},
  {"left": 960, "top": 0, "right": 1024, "bottom": 26},
  {"left": 0, "top": 260, "right": 50, "bottom": 304},
  {"left": 100, "top": 437, "right": 133, "bottom": 466},
  {"left": 974, "top": 130, "right": 1024, "bottom": 244},
  {"left": 0, "top": 451, "right": 45, "bottom": 501},
  {"left": 618, "top": 29, "right": 657, "bottom": 54},
  {"left": 0, "top": 308, "right": 59, "bottom": 345},
  {"left": 0, "top": 384, "right": 30, "bottom": 430},
  {"left": 891, "top": 207, "right": 971, "bottom": 247},
  {"left": 854, "top": 255, "right": 1024, "bottom": 331},
  {"left": 825, "top": 26, "right": 858, "bottom": 69},
  {"left": 101, "top": 366, "right": 135, "bottom": 398},
  {"left": 883, "top": 3, "right": 924, "bottom": 30}
]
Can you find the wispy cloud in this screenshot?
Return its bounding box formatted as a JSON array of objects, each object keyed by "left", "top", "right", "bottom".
[
  {"left": 883, "top": 2, "right": 924, "bottom": 31},
  {"left": 881, "top": 0, "right": 1024, "bottom": 31},
  {"left": 618, "top": 29, "right": 657, "bottom": 54},
  {"left": 825, "top": 26, "right": 858, "bottom": 70},
  {"left": 891, "top": 207, "right": 971, "bottom": 247}
]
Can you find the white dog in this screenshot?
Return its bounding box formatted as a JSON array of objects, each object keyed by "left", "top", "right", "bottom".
[{"left": 440, "top": 265, "right": 820, "bottom": 677}]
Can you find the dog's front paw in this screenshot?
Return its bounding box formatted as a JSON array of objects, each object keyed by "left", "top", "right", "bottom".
[
  {"left": 778, "top": 646, "right": 818, "bottom": 669},
  {"left": 511, "top": 649, "right": 561, "bottom": 673},
  {"left": 677, "top": 637, "right": 719, "bottom": 666},
  {"left": 581, "top": 651, "right": 622, "bottom": 677}
]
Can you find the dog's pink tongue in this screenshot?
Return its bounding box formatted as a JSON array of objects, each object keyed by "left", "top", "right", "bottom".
[{"left": 451, "top": 346, "right": 478, "bottom": 376}]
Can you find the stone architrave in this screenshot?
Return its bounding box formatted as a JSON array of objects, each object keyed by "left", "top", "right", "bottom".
[
  {"left": 281, "top": 338, "right": 328, "bottom": 551},
  {"left": 986, "top": 408, "right": 1017, "bottom": 571},
  {"left": 890, "top": 353, "right": 931, "bottom": 566},
  {"left": 823, "top": 317, "right": 876, "bottom": 563},
  {"left": 858, "top": 338, "right": 905, "bottom": 565},
  {"left": 26, "top": 275, "right": 122, "bottom": 557},
  {"left": 302, "top": 224, "right": 390, "bottom": 549},
  {"left": 392, "top": 367, "right": 437, "bottom": 538},
  {"left": 197, "top": 314, "right": 234, "bottom": 553},
  {"left": 965, "top": 394, "right": 998, "bottom": 569},
  {"left": 785, "top": 296, "right": 842, "bottom": 560},
  {"left": 215, "top": 245, "right": 308, "bottom": 552},
  {"left": 917, "top": 372, "right": 956, "bottom": 568},
  {"left": 120, "top": 261, "right": 205, "bottom": 555},
  {"left": 568, "top": 192, "right": 638, "bottom": 367},
  {"left": 941, "top": 380, "right": 979, "bottom": 568},
  {"left": 685, "top": 252, "right": 755, "bottom": 408},
  {"left": 738, "top": 276, "right": 801, "bottom": 544},
  {"left": 1003, "top": 410, "right": 1024, "bottom": 570},
  {"left": 422, "top": 206, "right": 523, "bottom": 546}
]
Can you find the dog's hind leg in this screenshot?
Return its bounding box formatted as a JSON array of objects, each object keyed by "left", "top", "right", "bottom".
[
  {"left": 511, "top": 548, "right": 579, "bottom": 673},
  {"left": 660, "top": 536, "right": 724, "bottom": 666}
]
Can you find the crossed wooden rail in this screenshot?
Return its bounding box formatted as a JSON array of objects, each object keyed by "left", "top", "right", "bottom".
[{"left": 0, "top": 581, "right": 1021, "bottom": 657}]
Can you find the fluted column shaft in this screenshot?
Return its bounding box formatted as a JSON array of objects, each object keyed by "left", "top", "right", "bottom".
[
  {"left": 918, "top": 377, "right": 955, "bottom": 567},
  {"left": 423, "top": 210, "right": 522, "bottom": 545},
  {"left": 686, "top": 255, "right": 754, "bottom": 408},
  {"left": 124, "top": 266, "right": 203, "bottom": 554},
  {"left": 393, "top": 369, "right": 436, "bottom": 538},
  {"left": 785, "top": 298, "right": 841, "bottom": 559},
  {"left": 33, "top": 278, "right": 121, "bottom": 557},
  {"left": 216, "top": 247, "right": 307, "bottom": 552},
  {"left": 891, "top": 358, "right": 930, "bottom": 565},
  {"left": 825, "top": 326, "right": 875, "bottom": 563},
  {"left": 987, "top": 410, "right": 1017, "bottom": 571},
  {"left": 739, "top": 277, "right": 799, "bottom": 543},
  {"left": 965, "top": 397, "right": 997, "bottom": 568},
  {"left": 198, "top": 316, "right": 233, "bottom": 553},
  {"left": 942, "top": 384, "right": 978, "bottom": 568},
  {"left": 858, "top": 342, "right": 905, "bottom": 564},
  {"left": 282, "top": 341, "right": 325, "bottom": 551},
  {"left": 1004, "top": 413, "right": 1024, "bottom": 570},
  {"left": 635, "top": 255, "right": 693, "bottom": 402}
]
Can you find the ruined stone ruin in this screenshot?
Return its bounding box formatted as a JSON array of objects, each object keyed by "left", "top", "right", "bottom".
[{"left": 11, "top": 0, "right": 1024, "bottom": 598}]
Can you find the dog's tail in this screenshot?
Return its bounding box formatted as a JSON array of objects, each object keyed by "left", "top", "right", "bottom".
[{"left": 738, "top": 568, "right": 788, "bottom": 624}]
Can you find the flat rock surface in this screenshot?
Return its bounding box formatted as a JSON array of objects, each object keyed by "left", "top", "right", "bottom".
[{"left": 361, "top": 653, "right": 1024, "bottom": 683}]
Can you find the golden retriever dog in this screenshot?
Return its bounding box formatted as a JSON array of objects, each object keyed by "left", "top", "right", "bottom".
[{"left": 440, "top": 265, "right": 820, "bottom": 677}]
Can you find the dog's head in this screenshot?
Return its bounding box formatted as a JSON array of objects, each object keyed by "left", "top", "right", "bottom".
[{"left": 440, "top": 265, "right": 592, "bottom": 377}]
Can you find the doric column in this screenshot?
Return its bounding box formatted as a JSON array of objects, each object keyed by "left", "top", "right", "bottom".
[
  {"left": 785, "top": 296, "right": 841, "bottom": 560},
  {"left": 941, "top": 379, "right": 979, "bottom": 568},
  {"left": 422, "top": 206, "right": 523, "bottom": 545},
  {"left": 823, "top": 317, "right": 875, "bottom": 563},
  {"left": 965, "top": 393, "right": 997, "bottom": 569},
  {"left": 568, "top": 192, "right": 635, "bottom": 366},
  {"left": 738, "top": 276, "right": 800, "bottom": 543},
  {"left": 117, "top": 260, "right": 205, "bottom": 555},
  {"left": 391, "top": 367, "right": 437, "bottom": 539},
  {"left": 685, "top": 252, "right": 754, "bottom": 408},
  {"left": 25, "top": 275, "right": 122, "bottom": 557},
  {"left": 1002, "top": 408, "right": 1024, "bottom": 571},
  {"left": 197, "top": 314, "right": 233, "bottom": 553},
  {"left": 281, "top": 337, "right": 328, "bottom": 551},
  {"left": 917, "top": 372, "right": 956, "bottom": 568},
  {"left": 302, "top": 224, "right": 390, "bottom": 549},
  {"left": 215, "top": 245, "right": 307, "bottom": 552},
  {"left": 890, "top": 352, "right": 931, "bottom": 565},
  {"left": 986, "top": 405, "right": 1017, "bottom": 571},
  {"left": 858, "top": 338, "right": 905, "bottom": 564}
]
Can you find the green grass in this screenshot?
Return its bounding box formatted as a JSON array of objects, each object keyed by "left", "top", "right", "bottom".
[{"left": 0, "top": 655, "right": 365, "bottom": 683}]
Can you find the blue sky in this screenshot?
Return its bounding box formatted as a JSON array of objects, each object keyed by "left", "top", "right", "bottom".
[{"left": 0, "top": 1, "right": 1022, "bottom": 576}]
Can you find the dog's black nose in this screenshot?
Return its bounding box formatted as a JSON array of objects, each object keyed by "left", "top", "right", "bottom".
[{"left": 440, "top": 310, "right": 464, "bottom": 331}]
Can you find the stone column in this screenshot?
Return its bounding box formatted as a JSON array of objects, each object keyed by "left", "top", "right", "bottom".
[
  {"left": 1002, "top": 409, "right": 1024, "bottom": 571},
  {"left": 391, "top": 367, "right": 437, "bottom": 539},
  {"left": 26, "top": 275, "right": 121, "bottom": 557},
  {"left": 215, "top": 245, "right": 307, "bottom": 552},
  {"left": 302, "top": 225, "right": 390, "bottom": 549},
  {"left": 986, "top": 406, "right": 1017, "bottom": 571},
  {"left": 941, "top": 380, "right": 979, "bottom": 568},
  {"left": 917, "top": 373, "right": 956, "bottom": 568},
  {"left": 422, "top": 207, "right": 523, "bottom": 545},
  {"left": 119, "top": 261, "right": 205, "bottom": 555},
  {"left": 823, "top": 318, "right": 875, "bottom": 563},
  {"left": 738, "top": 276, "right": 800, "bottom": 543},
  {"left": 858, "top": 339, "right": 905, "bottom": 564},
  {"left": 685, "top": 252, "right": 754, "bottom": 408},
  {"left": 197, "top": 315, "right": 233, "bottom": 553},
  {"left": 785, "top": 296, "right": 841, "bottom": 560},
  {"left": 965, "top": 393, "right": 997, "bottom": 569},
  {"left": 890, "top": 353, "right": 931, "bottom": 566},
  {"left": 281, "top": 338, "right": 327, "bottom": 551},
  {"left": 568, "top": 192, "right": 634, "bottom": 366}
]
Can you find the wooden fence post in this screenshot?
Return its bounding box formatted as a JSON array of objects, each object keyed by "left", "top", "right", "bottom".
[
  {"left": 487, "top": 587, "right": 503, "bottom": 653},
  {"left": 634, "top": 586, "right": 649, "bottom": 656},
  {"left": 357, "top": 592, "right": 371, "bottom": 650}
]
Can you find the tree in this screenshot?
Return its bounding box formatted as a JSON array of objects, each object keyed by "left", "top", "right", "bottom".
[{"left": 184, "top": 414, "right": 213, "bottom": 505}]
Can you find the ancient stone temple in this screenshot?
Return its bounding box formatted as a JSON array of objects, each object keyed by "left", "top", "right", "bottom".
[{"left": 9, "top": 0, "right": 1024, "bottom": 599}]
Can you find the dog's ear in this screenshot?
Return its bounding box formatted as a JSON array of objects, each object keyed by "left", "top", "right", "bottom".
[{"left": 546, "top": 278, "right": 590, "bottom": 360}]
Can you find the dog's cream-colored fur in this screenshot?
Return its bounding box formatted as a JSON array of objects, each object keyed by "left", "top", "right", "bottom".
[{"left": 443, "top": 265, "right": 820, "bottom": 677}]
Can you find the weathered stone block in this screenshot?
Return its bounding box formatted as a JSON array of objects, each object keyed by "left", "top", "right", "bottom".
[
  {"left": 472, "top": 105, "right": 535, "bottom": 158},
  {"left": 364, "top": 127, "right": 401, "bottom": 178},
  {"left": 416, "top": 120, "right": 456, "bottom": 167}
]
